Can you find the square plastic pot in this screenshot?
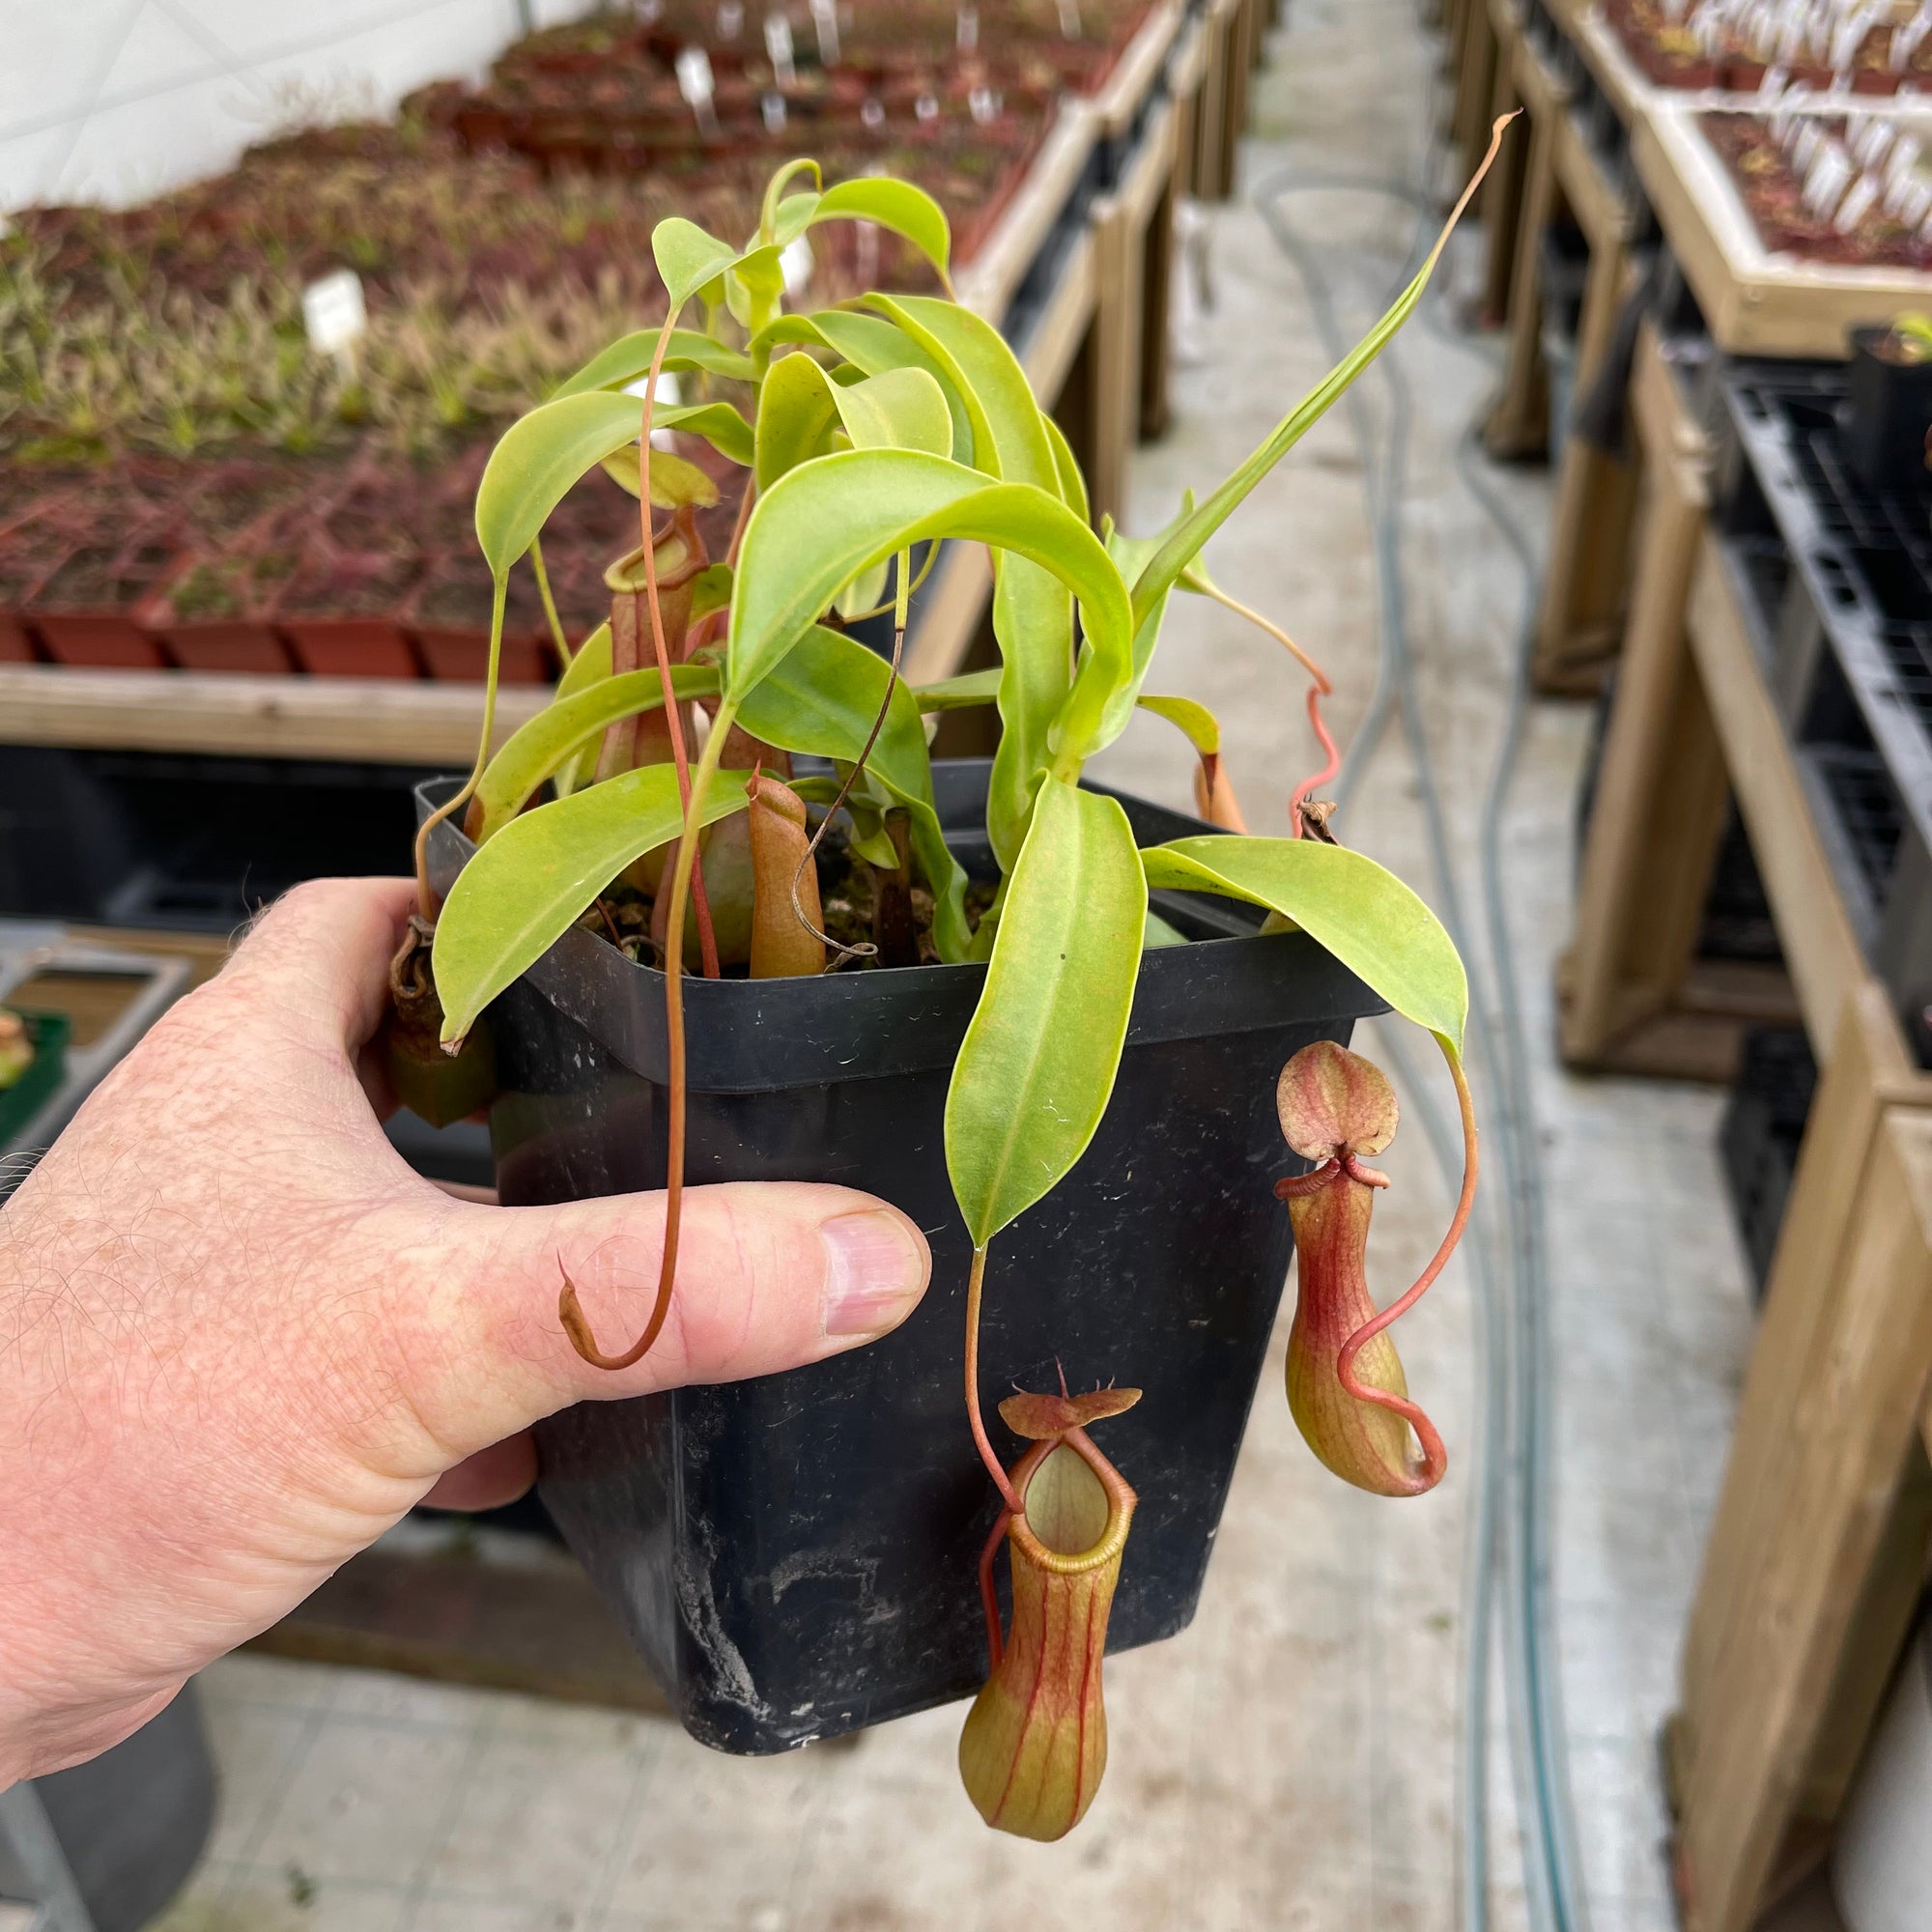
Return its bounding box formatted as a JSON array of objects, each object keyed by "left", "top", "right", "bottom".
[
  {"left": 34, "top": 614, "right": 169, "bottom": 668},
  {"left": 155, "top": 621, "right": 295, "bottom": 674},
  {"left": 1846, "top": 327, "right": 1932, "bottom": 497},
  {"left": 414, "top": 626, "right": 554, "bottom": 684},
  {"left": 0, "top": 613, "right": 39, "bottom": 662},
  {"left": 282, "top": 620, "right": 421, "bottom": 679},
  {"left": 422, "top": 760, "right": 1383, "bottom": 1756}
]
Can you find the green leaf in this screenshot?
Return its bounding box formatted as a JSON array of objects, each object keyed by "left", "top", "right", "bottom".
[
  {"left": 651, "top": 400, "right": 755, "bottom": 469},
  {"left": 470, "top": 664, "right": 723, "bottom": 842},
  {"left": 550, "top": 329, "right": 753, "bottom": 400},
  {"left": 735, "top": 625, "right": 972, "bottom": 961},
  {"left": 690, "top": 562, "right": 733, "bottom": 623},
  {"left": 754, "top": 350, "right": 841, "bottom": 493},
  {"left": 601, "top": 441, "right": 721, "bottom": 509},
  {"left": 760, "top": 158, "right": 823, "bottom": 243},
  {"left": 432, "top": 762, "right": 753, "bottom": 1043},
  {"left": 1090, "top": 521, "right": 1179, "bottom": 751},
  {"left": 868, "top": 296, "right": 1072, "bottom": 868},
  {"left": 812, "top": 178, "right": 950, "bottom": 277},
  {"left": 914, "top": 667, "right": 1003, "bottom": 711},
  {"left": 830, "top": 367, "right": 952, "bottom": 457},
  {"left": 769, "top": 189, "right": 822, "bottom": 248},
  {"left": 1140, "top": 838, "right": 1467, "bottom": 1051},
  {"left": 1043, "top": 412, "right": 1090, "bottom": 526},
  {"left": 652, "top": 218, "right": 740, "bottom": 310},
  {"left": 1126, "top": 217, "right": 1470, "bottom": 634},
  {"left": 1135, "top": 693, "right": 1220, "bottom": 754},
  {"left": 476, "top": 390, "right": 653, "bottom": 578},
  {"left": 556, "top": 621, "right": 611, "bottom": 697},
  {"left": 726, "top": 449, "right": 1127, "bottom": 713},
  {"left": 760, "top": 310, "right": 971, "bottom": 461},
  {"left": 725, "top": 242, "right": 786, "bottom": 333},
  {"left": 944, "top": 777, "right": 1147, "bottom": 1243}
]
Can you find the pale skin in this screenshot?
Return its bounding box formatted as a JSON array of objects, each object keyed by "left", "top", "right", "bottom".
[{"left": 0, "top": 877, "right": 932, "bottom": 1786}]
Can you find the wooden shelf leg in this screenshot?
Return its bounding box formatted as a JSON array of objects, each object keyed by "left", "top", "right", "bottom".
[
  {"left": 1560, "top": 440, "right": 1725, "bottom": 1068},
  {"left": 1484, "top": 63, "right": 1557, "bottom": 461},
  {"left": 1673, "top": 1002, "right": 1932, "bottom": 1932},
  {"left": 1476, "top": 21, "right": 1525, "bottom": 328}
]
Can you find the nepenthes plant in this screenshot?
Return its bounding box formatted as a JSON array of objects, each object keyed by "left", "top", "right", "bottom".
[{"left": 405, "top": 120, "right": 1509, "bottom": 1836}]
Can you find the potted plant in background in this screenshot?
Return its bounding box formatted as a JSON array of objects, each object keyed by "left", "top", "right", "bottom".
[{"left": 402, "top": 122, "right": 1510, "bottom": 1836}]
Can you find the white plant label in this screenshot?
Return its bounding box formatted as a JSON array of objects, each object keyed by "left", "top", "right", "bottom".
[
  {"left": 811, "top": 0, "right": 840, "bottom": 64},
  {"left": 302, "top": 269, "right": 366, "bottom": 364},
  {"left": 763, "top": 90, "right": 787, "bottom": 132},
  {"left": 765, "top": 13, "right": 796, "bottom": 84},
  {"left": 781, "top": 233, "right": 815, "bottom": 297},
  {"left": 716, "top": 1, "right": 744, "bottom": 38},
  {"left": 1833, "top": 169, "right": 1882, "bottom": 231},
  {"left": 956, "top": 3, "right": 980, "bottom": 48},
  {"left": 677, "top": 46, "right": 720, "bottom": 134}
]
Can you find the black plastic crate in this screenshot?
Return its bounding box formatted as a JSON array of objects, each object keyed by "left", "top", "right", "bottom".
[
  {"left": 1718, "top": 366, "right": 1932, "bottom": 1062},
  {"left": 1719, "top": 1025, "right": 1818, "bottom": 1302}
]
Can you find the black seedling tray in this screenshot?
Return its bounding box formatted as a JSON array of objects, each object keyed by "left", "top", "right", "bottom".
[
  {"left": 0, "top": 746, "right": 436, "bottom": 930},
  {"left": 1716, "top": 365, "right": 1932, "bottom": 1059}
]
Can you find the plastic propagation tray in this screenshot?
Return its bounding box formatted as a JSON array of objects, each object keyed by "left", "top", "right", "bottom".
[{"left": 1714, "top": 360, "right": 1932, "bottom": 1056}]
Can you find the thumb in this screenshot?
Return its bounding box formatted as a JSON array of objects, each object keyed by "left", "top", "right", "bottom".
[{"left": 362, "top": 1179, "right": 932, "bottom": 1478}]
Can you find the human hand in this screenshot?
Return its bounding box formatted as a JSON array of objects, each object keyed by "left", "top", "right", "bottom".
[{"left": 0, "top": 877, "right": 930, "bottom": 1783}]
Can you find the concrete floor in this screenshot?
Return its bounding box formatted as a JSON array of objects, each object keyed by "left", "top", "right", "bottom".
[{"left": 150, "top": 3, "right": 1764, "bottom": 1928}]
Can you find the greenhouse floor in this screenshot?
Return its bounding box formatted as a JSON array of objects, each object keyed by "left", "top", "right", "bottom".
[{"left": 150, "top": 3, "right": 1762, "bottom": 1929}]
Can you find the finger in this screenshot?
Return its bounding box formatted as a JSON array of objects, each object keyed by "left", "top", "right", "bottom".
[
  {"left": 420, "top": 1433, "right": 537, "bottom": 1512},
  {"left": 367, "top": 1181, "right": 931, "bottom": 1475},
  {"left": 219, "top": 877, "right": 417, "bottom": 1051}
]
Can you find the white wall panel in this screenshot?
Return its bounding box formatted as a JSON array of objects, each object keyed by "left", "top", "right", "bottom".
[{"left": 0, "top": 0, "right": 598, "bottom": 212}]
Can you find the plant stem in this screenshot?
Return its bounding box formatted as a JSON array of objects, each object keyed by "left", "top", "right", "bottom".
[
  {"left": 966, "top": 1243, "right": 1026, "bottom": 1517},
  {"left": 791, "top": 548, "right": 911, "bottom": 966},
  {"left": 412, "top": 575, "right": 508, "bottom": 920},
  {"left": 528, "top": 535, "right": 572, "bottom": 672},
  {"left": 559, "top": 712, "right": 734, "bottom": 1372},
  {"left": 638, "top": 309, "right": 721, "bottom": 980},
  {"left": 1192, "top": 580, "right": 1341, "bottom": 841},
  {"left": 1334, "top": 1036, "right": 1477, "bottom": 1484}
]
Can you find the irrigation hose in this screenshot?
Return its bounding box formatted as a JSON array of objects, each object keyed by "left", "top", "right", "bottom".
[{"left": 1245, "top": 54, "right": 1588, "bottom": 1932}]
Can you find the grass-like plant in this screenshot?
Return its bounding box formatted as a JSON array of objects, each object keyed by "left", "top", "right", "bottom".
[{"left": 412, "top": 124, "right": 1511, "bottom": 1834}]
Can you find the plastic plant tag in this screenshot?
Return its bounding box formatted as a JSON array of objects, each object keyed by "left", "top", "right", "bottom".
[
  {"left": 1803, "top": 142, "right": 1854, "bottom": 218},
  {"left": 811, "top": 0, "right": 840, "bottom": 64},
  {"left": 765, "top": 13, "right": 796, "bottom": 85},
  {"left": 626, "top": 369, "right": 684, "bottom": 448},
  {"left": 1057, "top": 0, "right": 1081, "bottom": 38},
  {"left": 861, "top": 97, "right": 885, "bottom": 128},
  {"left": 763, "top": 92, "right": 786, "bottom": 132},
  {"left": 781, "top": 233, "right": 814, "bottom": 298},
  {"left": 302, "top": 269, "right": 366, "bottom": 367},
  {"left": 716, "top": 0, "right": 744, "bottom": 37},
  {"left": 1834, "top": 171, "right": 1882, "bottom": 234},
  {"left": 677, "top": 47, "right": 720, "bottom": 137},
  {"left": 956, "top": 3, "right": 980, "bottom": 49}
]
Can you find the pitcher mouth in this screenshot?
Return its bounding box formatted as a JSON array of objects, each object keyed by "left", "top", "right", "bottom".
[{"left": 1007, "top": 1429, "right": 1137, "bottom": 1579}]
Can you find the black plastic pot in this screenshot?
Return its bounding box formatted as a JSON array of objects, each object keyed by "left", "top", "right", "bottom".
[
  {"left": 33, "top": 1683, "right": 213, "bottom": 1931},
  {"left": 423, "top": 760, "right": 1383, "bottom": 1754},
  {"left": 1845, "top": 326, "right": 1932, "bottom": 497}
]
